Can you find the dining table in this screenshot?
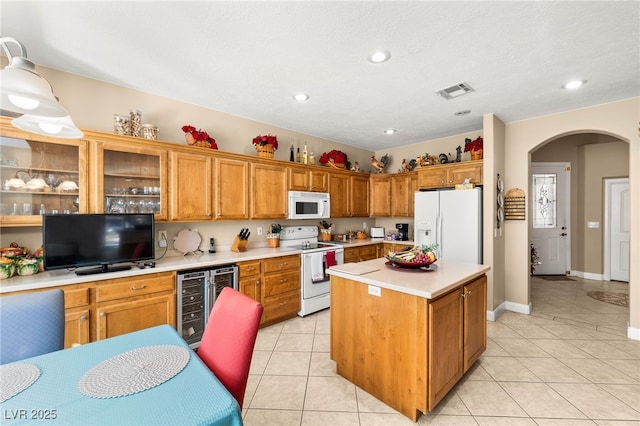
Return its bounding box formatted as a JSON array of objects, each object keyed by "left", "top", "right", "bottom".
[{"left": 0, "top": 324, "right": 243, "bottom": 425}]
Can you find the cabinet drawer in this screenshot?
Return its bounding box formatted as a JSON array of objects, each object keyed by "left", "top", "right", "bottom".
[
  {"left": 263, "top": 270, "right": 300, "bottom": 297},
  {"left": 263, "top": 256, "right": 300, "bottom": 273},
  {"left": 344, "top": 248, "right": 359, "bottom": 263},
  {"left": 263, "top": 291, "right": 300, "bottom": 323},
  {"left": 64, "top": 287, "right": 90, "bottom": 308},
  {"left": 359, "top": 245, "right": 377, "bottom": 259},
  {"left": 238, "top": 261, "right": 261, "bottom": 277},
  {"left": 96, "top": 272, "right": 175, "bottom": 303}
]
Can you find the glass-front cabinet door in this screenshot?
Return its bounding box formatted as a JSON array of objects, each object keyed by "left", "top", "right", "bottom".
[
  {"left": 93, "top": 141, "right": 167, "bottom": 221},
  {"left": 0, "top": 120, "right": 87, "bottom": 227}
]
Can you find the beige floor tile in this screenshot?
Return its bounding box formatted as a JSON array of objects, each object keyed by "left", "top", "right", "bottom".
[
  {"left": 532, "top": 419, "right": 598, "bottom": 425},
  {"left": 250, "top": 375, "right": 308, "bottom": 410},
  {"left": 483, "top": 337, "right": 511, "bottom": 357},
  {"left": 593, "top": 421, "right": 640, "bottom": 426},
  {"left": 264, "top": 350, "right": 311, "bottom": 375},
  {"left": 275, "top": 332, "right": 315, "bottom": 351},
  {"left": 516, "top": 357, "right": 590, "bottom": 383},
  {"left": 304, "top": 376, "right": 358, "bottom": 412},
  {"left": 510, "top": 323, "right": 559, "bottom": 338},
  {"left": 529, "top": 338, "right": 593, "bottom": 359},
  {"left": 599, "top": 384, "right": 640, "bottom": 411},
  {"left": 359, "top": 412, "right": 424, "bottom": 426},
  {"left": 478, "top": 357, "right": 541, "bottom": 382},
  {"left": 487, "top": 322, "right": 522, "bottom": 338},
  {"left": 249, "top": 349, "right": 272, "bottom": 375},
  {"left": 609, "top": 340, "right": 640, "bottom": 358},
  {"left": 418, "top": 413, "right": 484, "bottom": 425},
  {"left": 455, "top": 380, "right": 527, "bottom": 417},
  {"left": 567, "top": 340, "right": 638, "bottom": 359},
  {"left": 474, "top": 416, "right": 538, "bottom": 425},
  {"left": 460, "top": 362, "right": 493, "bottom": 381},
  {"left": 308, "top": 351, "right": 337, "bottom": 377},
  {"left": 559, "top": 358, "right": 638, "bottom": 384},
  {"left": 312, "top": 333, "right": 330, "bottom": 352},
  {"left": 499, "top": 381, "right": 586, "bottom": 419},
  {"left": 242, "top": 408, "right": 302, "bottom": 426},
  {"left": 541, "top": 324, "right": 597, "bottom": 340},
  {"left": 491, "top": 337, "right": 552, "bottom": 357},
  {"left": 301, "top": 410, "right": 360, "bottom": 426},
  {"left": 254, "top": 330, "right": 280, "bottom": 351},
  {"left": 282, "top": 316, "right": 318, "bottom": 334},
  {"left": 549, "top": 383, "right": 640, "bottom": 420},
  {"left": 355, "top": 387, "right": 398, "bottom": 414},
  {"left": 244, "top": 374, "right": 261, "bottom": 407},
  {"left": 426, "top": 389, "right": 471, "bottom": 416},
  {"left": 601, "top": 359, "right": 640, "bottom": 381}
]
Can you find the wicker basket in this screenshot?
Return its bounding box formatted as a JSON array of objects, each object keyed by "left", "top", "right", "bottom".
[
  {"left": 320, "top": 230, "right": 332, "bottom": 241},
  {"left": 471, "top": 149, "right": 483, "bottom": 161},
  {"left": 326, "top": 160, "right": 345, "bottom": 169},
  {"left": 185, "top": 133, "right": 211, "bottom": 148},
  {"left": 256, "top": 144, "right": 275, "bottom": 158},
  {"left": 266, "top": 234, "right": 280, "bottom": 248}
]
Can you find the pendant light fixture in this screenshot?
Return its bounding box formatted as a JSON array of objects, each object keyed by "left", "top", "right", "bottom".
[{"left": 0, "top": 37, "right": 83, "bottom": 138}]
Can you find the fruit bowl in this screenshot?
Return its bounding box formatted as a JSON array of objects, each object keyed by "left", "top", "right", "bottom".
[{"left": 385, "top": 256, "right": 436, "bottom": 269}]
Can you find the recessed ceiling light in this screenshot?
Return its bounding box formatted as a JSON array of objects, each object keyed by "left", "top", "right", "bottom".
[
  {"left": 383, "top": 128, "right": 396, "bottom": 135},
  {"left": 562, "top": 80, "right": 587, "bottom": 90},
  {"left": 293, "top": 93, "right": 310, "bottom": 102},
  {"left": 368, "top": 50, "right": 391, "bottom": 63},
  {"left": 454, "top": 110, "right": 471, "bottom": 116}
]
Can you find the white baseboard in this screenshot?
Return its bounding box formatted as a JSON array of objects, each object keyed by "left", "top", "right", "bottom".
[
  {"left": 571, "top": 270, "right": 604, "bottom": 281},
  {"left": 487, "top": 301, "right": 531, "bottom": 321},
  {"left": 628, "top": 326, "right": 640, "bottom": 341}
]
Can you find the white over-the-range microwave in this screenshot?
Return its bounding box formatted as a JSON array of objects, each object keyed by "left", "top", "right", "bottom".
[{"left": 287, "top": 191, "right": 330, "bottom": 219}]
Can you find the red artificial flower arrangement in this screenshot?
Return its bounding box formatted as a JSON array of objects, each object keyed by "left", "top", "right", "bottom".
[
  {"left": 252, "top": 134, "right": 278, "bottom": 150},
  {"left": 182, "top": 125, "right": 218, "bottom": 149},
  {"left": 464, "top": 136, "right": 483, "bottom": 152},
  {"left": 319, "top": 149, "right": 348, "bottom": 165}
]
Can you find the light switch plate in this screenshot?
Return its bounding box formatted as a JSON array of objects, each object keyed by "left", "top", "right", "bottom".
[
  {"left": 368, "top": 285, "right": 381, "bottom": 297},
  {"left": 587, "top": 221, "right": 600, "bottom": 229}
]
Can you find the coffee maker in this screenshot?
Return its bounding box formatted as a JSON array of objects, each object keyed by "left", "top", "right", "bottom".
[{"left": 396, "top": 223, "right": 409, "bottom": 241}]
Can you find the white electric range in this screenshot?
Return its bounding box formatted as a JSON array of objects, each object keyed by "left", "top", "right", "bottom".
[{"left": 279, "top": 226, "right": 344, "bottom": 316}]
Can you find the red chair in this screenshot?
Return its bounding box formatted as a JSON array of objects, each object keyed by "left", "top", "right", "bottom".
[{"left": 197, "top": 287, "right": 263, "bottom": 409}]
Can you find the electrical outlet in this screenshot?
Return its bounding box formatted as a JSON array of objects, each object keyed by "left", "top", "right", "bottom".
[
  {"left": 257, "top": 227, "right": 263, "bottom": 235},
  {"left": 158, "top": 231, "right": 167, "bottom": 248}
]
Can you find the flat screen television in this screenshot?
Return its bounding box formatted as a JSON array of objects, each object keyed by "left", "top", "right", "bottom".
[{"left": 42, "top": 213, "right": 155, "bottom": 275}]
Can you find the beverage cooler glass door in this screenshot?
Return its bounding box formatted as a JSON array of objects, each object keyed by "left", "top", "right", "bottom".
[
  {"left": 206, "top": 265, "right": 239, "bottom": 321},
  {"left": 177, "top": 270, "right": 207, "bottom": 348}
]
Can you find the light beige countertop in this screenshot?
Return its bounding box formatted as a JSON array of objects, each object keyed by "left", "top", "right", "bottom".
[
  {"left": 0, "top": 246, "right": 301, "bottom": 294},
  {"left": 331, "top": 238, "right": 415, "bottom": 248},
  {"left": 328, "top": 257, "right": 490, "bottom": 299}
]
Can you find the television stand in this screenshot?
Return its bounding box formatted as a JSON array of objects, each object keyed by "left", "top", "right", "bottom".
[{"left": 76, "top": 264, "right": 132, "bottom": 276}]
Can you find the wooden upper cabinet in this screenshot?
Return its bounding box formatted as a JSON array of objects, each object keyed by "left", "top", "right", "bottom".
[
  {"left": 390, "top": 174, "right": 412, "bottom": 217},
  {"left": 0, "top": 118, "right": 88, "bottom": 227},
  {"left": 349, "top": 175, "right": 370, "bottom": 217},
  {"left": 288, "top": 164, "right": 328, "bottom": 192},
  {"left": 93, "top": 141, "right": 167, "bottom": 220},
  {"left": 328, "top": 172, "right": 350, "bottom": 217},
  {"left": 417, "top": 161, "right": 483, "bottom": 190},
  {"left": 370, "top": 174, "right": 391, "bottom": 217},
  {"left": 215, "top": 156, "right": 249, "bottom": 220},
  {"left": 251, "top": 161, "right": 287, "bottom": 219},
  {"left": 169, "top": 151, "right": 213, "bottom": 221}
]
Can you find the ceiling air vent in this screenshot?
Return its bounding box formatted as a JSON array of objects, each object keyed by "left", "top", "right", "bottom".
[{"left": 436, "top": 82, "right": 475, "bottom": 100}]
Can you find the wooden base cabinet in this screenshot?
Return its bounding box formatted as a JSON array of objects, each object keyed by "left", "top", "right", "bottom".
[
  {"left": 64, "top": 309, "right": 90, "bottom": 348},
  {"left": 97, "top": 294, "right": 175, "bottom": 340},
  {"left": 344, "top": 244, "right": 381, "bottom": 263},
  {"left": 331, "top": 274, "right": 487, "bottom": 421}
]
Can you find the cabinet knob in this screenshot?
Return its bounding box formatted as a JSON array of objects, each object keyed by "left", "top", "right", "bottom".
[
  {"left": 255, "top": 279, "right": 260, "bottom": 285},
  {"left": 80, "top": 315, "right": 87, "bottom": 321},
  {"left": 279, "top": 278, "right": 288, "bottom": 283},
  {"left": 99, "top": 312, "right": 105, "bottom": 317}
]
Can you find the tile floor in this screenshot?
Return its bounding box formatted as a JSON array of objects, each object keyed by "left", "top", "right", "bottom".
[{"left": 242, "top": 276, "right": 640, "bottom": 425}]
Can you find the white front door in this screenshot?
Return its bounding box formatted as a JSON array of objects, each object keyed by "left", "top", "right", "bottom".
[
  {"left": 530, "top": 163, "right": 570, "bottom": 275},
  {"left": 606, "top": 178, "right": 630, "bottom": 282}
]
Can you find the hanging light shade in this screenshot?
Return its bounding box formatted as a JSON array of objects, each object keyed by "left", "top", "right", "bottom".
[
  {"left": 1, "top": 37, "right": 83, "bottom": 138},
  {"left": 12, "top": 114, "right": 83, "bottom": 139},
  {"left": 0, "top": 37, "right": 69, "bottom": 118}
]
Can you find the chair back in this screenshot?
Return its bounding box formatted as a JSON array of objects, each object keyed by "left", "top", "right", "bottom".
[
  {"left": 197, "top": 287, "right": 263, "bottom": 409},
  {"left": 0, "top": 289, "right": 65, "bottom": 364}
]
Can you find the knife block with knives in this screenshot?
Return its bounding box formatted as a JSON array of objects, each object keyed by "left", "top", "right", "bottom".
[{"left": 231, "top": 227, "right": 250, "bottom": 252}]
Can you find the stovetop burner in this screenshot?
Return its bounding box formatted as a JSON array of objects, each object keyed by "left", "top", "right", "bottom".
[{"left": 279, "top": 226, "right": 342, "bottom": 253}]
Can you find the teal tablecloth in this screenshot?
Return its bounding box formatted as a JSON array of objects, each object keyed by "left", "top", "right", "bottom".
[{"left": 0, "top": 325, "right": 242, "bottom": 425}]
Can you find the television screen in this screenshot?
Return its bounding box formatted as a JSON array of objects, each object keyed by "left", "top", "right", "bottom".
[{"left": 42, "top": 214, "right": 154, "bottom": 275}]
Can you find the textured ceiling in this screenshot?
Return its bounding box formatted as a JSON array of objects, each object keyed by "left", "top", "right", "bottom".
[{"left": 1, "top": 1, "right": 638, "bottom": 150}]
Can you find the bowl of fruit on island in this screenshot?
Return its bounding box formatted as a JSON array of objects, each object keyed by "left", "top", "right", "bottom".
[{"left": 385, "top": 245, "right": 438, "bottom": 269}]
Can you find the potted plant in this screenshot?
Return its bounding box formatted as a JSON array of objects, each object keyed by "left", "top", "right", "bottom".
[
  {"left": 319, "top": 150, "right": 348, "bottom": 169},
  {"left": 464, "top": 136, "right": 483, "bottom": 160},
  {"left": 181, "top": 125, "right": 218, "bottom": 149},
  {"left": 319, "top": 220, "right": 333, "bottom": 241},
  {"left": 267, "top": 223, "right": 282, "bottom": 248},
  {"left": 252, "top": 135, "right": 278, "bottom": 158}
]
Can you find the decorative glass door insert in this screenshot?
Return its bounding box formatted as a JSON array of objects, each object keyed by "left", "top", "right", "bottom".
[{"left": 532, "top": 173, "right": 557, "bottom": 229}]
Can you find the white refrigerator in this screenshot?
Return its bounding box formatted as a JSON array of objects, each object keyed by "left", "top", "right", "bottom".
[{"left": 414, "top": 188, "right": 482, "bottom": 264}]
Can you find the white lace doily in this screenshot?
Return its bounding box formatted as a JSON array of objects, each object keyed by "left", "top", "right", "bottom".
[
  {"left": 79, "top": 345, "right": 190, "bottom": 398},
  {"left": 0, "top": 363, "right": 41, "bottom": 402}
]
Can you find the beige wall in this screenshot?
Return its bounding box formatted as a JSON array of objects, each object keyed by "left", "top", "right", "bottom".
[{"left": 504, "top": 97, "right": 639, "bottom": 336}]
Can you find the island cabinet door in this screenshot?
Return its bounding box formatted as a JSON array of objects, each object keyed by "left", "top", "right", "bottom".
[
  {"left": 463, "top": 275, "right": 487, "bottom": 372},
  {"left": 427, "top": 288, "right": 464, "bottom": 410}
]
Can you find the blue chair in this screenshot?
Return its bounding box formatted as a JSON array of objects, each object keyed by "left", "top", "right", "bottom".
[{"left": 0, "top": 289, "right": 65, "bottom": 364}]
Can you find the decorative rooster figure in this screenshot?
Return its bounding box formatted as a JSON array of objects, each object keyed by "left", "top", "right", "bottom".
[
  {"left": 350, "top": 161, "right": 360, "bottom": 172},
  {"left": 400, "top": 158, "right": 417, "bottom": 173},
  {"left": 371, "top": 154, "right": 389, "bottom": 173}
]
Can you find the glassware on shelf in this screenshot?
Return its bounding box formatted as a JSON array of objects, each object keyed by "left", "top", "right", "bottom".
[
  {"left": 130, "top": 110, "right": 142, "bottom": 137},
  {"left": 114, "top": 114, "right": 131, "bottom": 135}
]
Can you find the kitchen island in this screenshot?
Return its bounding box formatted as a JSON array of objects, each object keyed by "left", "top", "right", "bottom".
[{"left": 328, "top": 258, "right": 490, "bottom": 422}]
